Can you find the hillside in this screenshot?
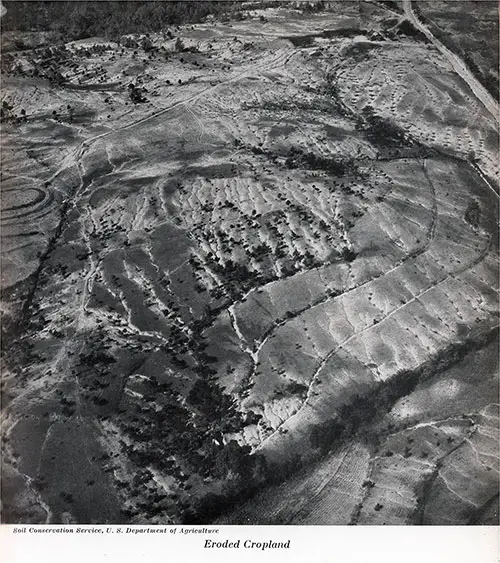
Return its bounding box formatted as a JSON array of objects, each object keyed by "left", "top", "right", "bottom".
[{"left": 1, "top": 0, "right": 498, "bottom": 525}]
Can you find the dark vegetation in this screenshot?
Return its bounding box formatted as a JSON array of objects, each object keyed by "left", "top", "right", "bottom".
[
  {"left": 285, "top": 28, "right": 359, "bottom": 47},
  {"left": 322, "top": 73, "right": 355, "bottom": 117},
  {"left": 0, "top": 0, "right": 330, "bottom": 46},
  {"left": 284, "top": 146, "right": 357, "bottom": 176},
  {"left": 359, "top": 105, "right": 407, "bottom": 146},
  {"left": 184, "top": 157, "right": 348, "bottom": 307},
  {"left": 322, "top": 71, "right": 431, "bottom": 163},
  {"left": 1, "top": 1, "right": 242, "bottom": 41},
  {"left": 412, "top": 2, "right": 499, "bottom": 101},
  {"left": 2, "top": 0, "right": 495, "bottom": 525},
  {"left": 377, "top": 0, "right": 402, "bottom": 13},
  {"left": 75, "top": 313, "right": 270, "bottom": 522},
  {"left": 267, "top": 327, "right": 498, "bottom": 483},
  {"left": 0, "top": 99, "right": 26, "bottom": 123},
  {"left": 0, "top": 0, "right": 350, "bottom": 45},
  {"left": 394, "top": 19, "right": 429, "bottom": 43},
  {"left": 463, "top": 54, "right": 499, "bottom": 103},
  {"left": 1, "top": 41, "right": 112, "bottom": 86},
  {"left": 464, "top": 199, "right": 480, "bottom": 229},
  {"left": 356, "top": 105, "right": 433, "bottom": 159},
  {"left": 105, "top": 294, "right": 269, "bottom": 521},
  {"left": 342, "top": 41, "right": 382, "bottom": 61},
  {"left": 128, "top": 83, "right": 147, "bottom": 104}
]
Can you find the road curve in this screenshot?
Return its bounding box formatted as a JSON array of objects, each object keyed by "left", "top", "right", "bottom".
[{"left": 403, "top": 0, "right": 499, "bottom": 125}]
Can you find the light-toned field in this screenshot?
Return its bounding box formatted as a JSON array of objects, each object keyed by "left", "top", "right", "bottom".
[{"left": 1, "top": 1, "right": 498, "bottom": 524}]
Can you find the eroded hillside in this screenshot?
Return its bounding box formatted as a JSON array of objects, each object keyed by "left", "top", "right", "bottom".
[{"left": 1, "top": 1, "right": 498, "bottom": 524}]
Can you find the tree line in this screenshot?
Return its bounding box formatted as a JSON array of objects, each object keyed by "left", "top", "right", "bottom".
[{"left": 1, "top": 1, "right": 241, "bottom": 41}]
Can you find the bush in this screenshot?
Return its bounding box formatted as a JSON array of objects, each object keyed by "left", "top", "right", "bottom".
[
  {"left": 341, "top": 247, "right": 357, "bottom": 262},
  {"left": 175, "top": 37, "right": 185, "bottom": 52},
  {"left": 464, "top": 200, "right": 480, "bottom": 228}
]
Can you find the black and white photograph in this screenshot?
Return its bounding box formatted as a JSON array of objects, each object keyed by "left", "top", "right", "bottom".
[{"left": 1, "top": 0, "right": 498, "bottom": 535}]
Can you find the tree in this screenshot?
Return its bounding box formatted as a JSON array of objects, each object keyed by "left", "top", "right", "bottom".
[
  {"left": 1, "top": 100, "right": 13, "bottom": 120},
  {"left": 141, "top": 35, "right": 153, "bottom": 52},
  {"left": 467, "top": 149, "right": 478, "bottom": 163},
  {"left": 175, "top": 37, "right": 185, "bottom": 52},
  {"left": 341, "top": 246, "right": 357, "bottom": 262},
  {"left": 128, "top": 84, "right": 146, "bottom": 104}
]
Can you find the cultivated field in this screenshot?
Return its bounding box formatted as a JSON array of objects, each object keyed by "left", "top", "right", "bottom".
[{"left": 1, "top": 1, "right": 498, "bottom": 525}]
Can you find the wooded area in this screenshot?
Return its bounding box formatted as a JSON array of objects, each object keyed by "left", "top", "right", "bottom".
[{"left": 1, "top": 1, "right": 241, "bottom": 39}]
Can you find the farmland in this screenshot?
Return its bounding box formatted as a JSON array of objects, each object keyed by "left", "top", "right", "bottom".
[{"left": 1, "top": 1, "right": 498, "bottom": 525}]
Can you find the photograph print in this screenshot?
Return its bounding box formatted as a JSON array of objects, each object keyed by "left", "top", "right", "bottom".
[{"left": 1, "top": 0, "right": 498, "bottom": 526}]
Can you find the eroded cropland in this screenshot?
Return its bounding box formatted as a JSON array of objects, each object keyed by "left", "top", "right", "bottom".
[{"left": 1, "top": 1, "right": 498, "bottom": 524}]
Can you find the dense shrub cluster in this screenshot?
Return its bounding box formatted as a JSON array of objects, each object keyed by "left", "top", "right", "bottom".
[{"left": 285, "top": 146, "right": 354, "bottom": 176}]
